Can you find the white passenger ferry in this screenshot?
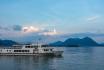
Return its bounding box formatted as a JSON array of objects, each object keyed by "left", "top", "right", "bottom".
[{"left": 0, "top": 44, "right": 63, "bottom": 56}]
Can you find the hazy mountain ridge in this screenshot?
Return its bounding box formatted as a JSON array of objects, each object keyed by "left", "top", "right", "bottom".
[
  {"left": 1, "top": 32, "right": 104, "bottom": 44},
  {"left": 0, "top": 37, "right": 104, "bottom": 47},
  {"left": 0, "top": 39, "right": 18, "bottom": 47},
  {"left": 50, "top": 37, "right": 103, "bottom": 47}
]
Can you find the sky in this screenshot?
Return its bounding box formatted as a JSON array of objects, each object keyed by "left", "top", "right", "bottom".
[{"left": 0, "top": 0, "right": 104, "bottom": 43}]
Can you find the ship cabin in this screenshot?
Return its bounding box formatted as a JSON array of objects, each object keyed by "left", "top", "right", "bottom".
[{"left": 0, "top": 44, "right": 55, "bottom": 54}]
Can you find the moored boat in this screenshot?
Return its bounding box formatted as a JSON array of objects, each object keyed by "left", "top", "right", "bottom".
[{"left": 0, "top": 44, "right": 63, "bottom": 56}]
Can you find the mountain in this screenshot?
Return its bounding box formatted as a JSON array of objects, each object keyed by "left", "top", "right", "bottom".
[
  {"left": 50, "top": 41, "right": 64, "bottom": 46},
  {"left": 0, "top": 39, "right": 18, "bottom": 47},
  {"left": 50, "top": 37, "right": 100, "bottom": 47},
  {"left": 99, "top": 43, "right": 104, "bottom": 46},
  {"left": 2, "top": 32, "right": 104, "bottom": 44},
  {"left": 0, "top": 37, "right": 103, "bottom": 47}
]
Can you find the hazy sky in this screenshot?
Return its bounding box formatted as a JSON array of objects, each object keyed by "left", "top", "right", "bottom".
[
  {"left": 0, "top": 0, "right": 104, "bottom": 42},
  {"left": 0, "top": 0, "right": 104, "bottom": 33}
]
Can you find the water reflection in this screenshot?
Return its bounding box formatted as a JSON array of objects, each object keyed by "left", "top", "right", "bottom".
[{"left": 0, "top": 56, "right": 63, "bottom": 70}]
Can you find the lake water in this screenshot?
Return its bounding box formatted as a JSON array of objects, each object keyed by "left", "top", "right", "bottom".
[{"left": 0, "top": 47, "right": 104, "bottom": 70}]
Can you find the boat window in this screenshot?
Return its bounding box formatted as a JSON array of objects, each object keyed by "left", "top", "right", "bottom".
[
  {"left": 22, "top": 50, "right": 25, "bottom": 52},
  {"left": 44, "top": 49, "right": 49, "bottom": 51},
  {"left": 50, "top": 49, "right": 53, "bottom": 51},
  {"left": 33, "top": 46, "right": 38, "bottom": 47},
  {"left": 19, "top": 50, "right": 21, "bottom": 52},
  {"left": 26, "top": 46, "right": 33, "bottom": 48},
  {"left": 7, "top": 50, "right": 11, "bottom": 52},
  {"left": 24, "top": 50, "right": 29, "bottom": 52},
  {"left": 9, "top": 50, "right": 11, "bottom": 52},
  {"left": 14, "top": 50, "right": 29, "bottom": 52},
  {"left": 14, "top": 50, "right": 19, "bottom": 52},
  {"left": 14, "top": 50, "right": 17, "bottom": 52}
]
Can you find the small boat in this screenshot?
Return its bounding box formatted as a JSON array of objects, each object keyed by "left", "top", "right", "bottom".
[{"left": 0, "top": 44, "right": 63, "bottom": 56}]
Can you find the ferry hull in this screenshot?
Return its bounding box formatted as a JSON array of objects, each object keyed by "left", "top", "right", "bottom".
[
  {"left": 0, "top": 44, "right": 63, "bottom": 56},
  {"left": 0, "top": 51, "right": 63, "bottom": 56}
]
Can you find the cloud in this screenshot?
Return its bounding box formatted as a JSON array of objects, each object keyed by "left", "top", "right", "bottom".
[
  {"left": 42, "top": 29, "right": 58, "bottom": 35},
  {"left": 0, "top": 25, "right": 22, "bottom": 31},
  {"left": 1, "top": 27, "right": 104, "bottom": 43},
  {"left": 0, "top": 25, "right": 59, "bottom": 35},
  {"left": 86, "top": 15, "right": 100, "bottom": 21},
  {"left": 0, "top": 25, "right": 60, "bottom": 43},
  {"left": 21, "top": 26, "right": 59, "bottom": 36},
  {"left": 12, "top": 25, "right": 22, "bottom": 31},
  {"left": 22, "top": 26, "right": 40, "bottom": 33},
  {"left": 0, "top": 26, "right": 10, "bottom": 31}
]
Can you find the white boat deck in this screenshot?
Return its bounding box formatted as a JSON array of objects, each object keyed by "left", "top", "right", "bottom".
[{"left": 0, "top": 44, "right": 63, "bottom": 56}]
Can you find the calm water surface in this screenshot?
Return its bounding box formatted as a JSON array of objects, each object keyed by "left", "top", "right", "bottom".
[{"left": 0, "top": 47, "right": 104, "bottom": 70}]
